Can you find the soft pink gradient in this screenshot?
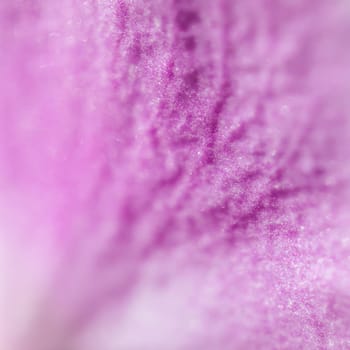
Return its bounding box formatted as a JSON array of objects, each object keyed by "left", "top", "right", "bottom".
[{"left": 1, "top": 1, "right": 350, "bottom": 349}]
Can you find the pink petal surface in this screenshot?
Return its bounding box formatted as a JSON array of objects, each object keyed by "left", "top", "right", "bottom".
[{"left": 0, "top": 1, "right": 350, "bottom": 349}]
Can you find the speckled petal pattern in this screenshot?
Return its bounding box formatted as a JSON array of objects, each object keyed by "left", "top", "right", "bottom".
[{"left": 0, "top": 1, "right": 350, "bottom": 349}]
